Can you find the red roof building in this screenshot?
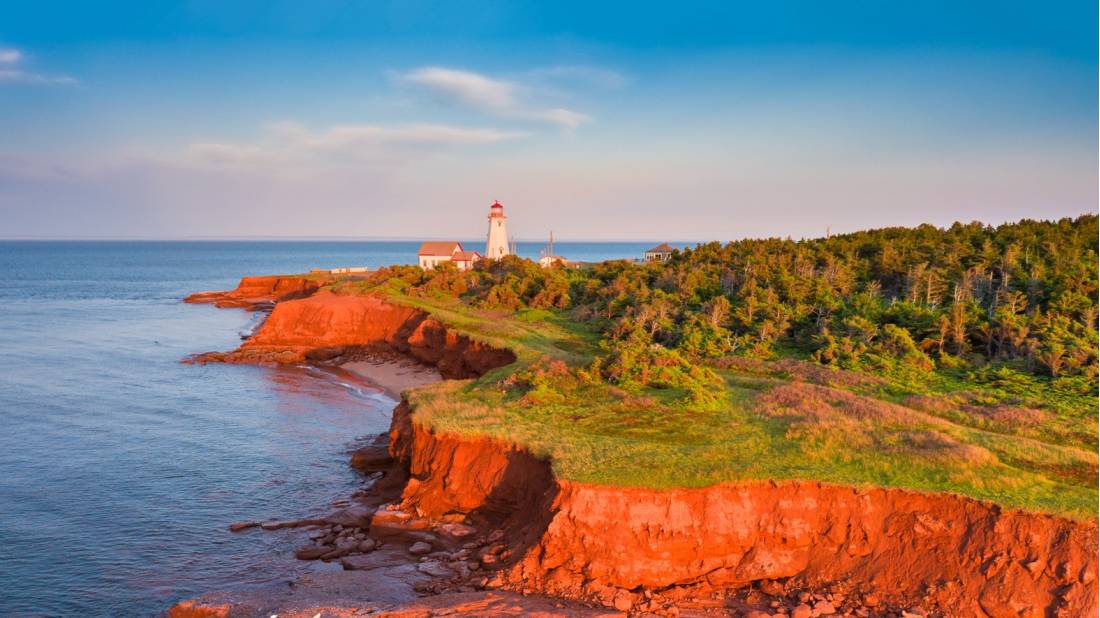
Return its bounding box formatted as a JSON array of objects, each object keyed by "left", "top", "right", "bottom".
[{"left": 417, "top": 241, "right": 481, "bottom": 271}]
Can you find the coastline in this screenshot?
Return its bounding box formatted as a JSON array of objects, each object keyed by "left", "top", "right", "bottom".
[
  {"left": 173, "top": 276, "right": 1100, "bottom": 618},
  {"left": 175, "top": 282, "right": 630, "bottom": 616},
  {"left": 171, "top": 350, "right": 614, "bottom": 618},
  {"left": 340, "top": 355, "right": 442, "bottom": 400}
]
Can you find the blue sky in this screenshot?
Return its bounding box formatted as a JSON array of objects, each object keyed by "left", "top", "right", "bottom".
[{"left": 1, "top": 1, "right": 1095, "bottom": 240}]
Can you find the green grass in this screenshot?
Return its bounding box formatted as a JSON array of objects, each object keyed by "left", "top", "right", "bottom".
[{"left": 332, "top": 279, "right": 1098, "bottom": 519}]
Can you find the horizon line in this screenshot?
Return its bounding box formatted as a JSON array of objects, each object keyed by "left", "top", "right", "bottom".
[{"left": 2, "top": 213, "right": 1090, "bottom": 243}]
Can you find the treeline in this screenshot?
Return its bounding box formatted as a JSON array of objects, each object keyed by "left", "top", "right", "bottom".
[{"left": 375, "top": 215, "right": 1098, "bottom": 383}]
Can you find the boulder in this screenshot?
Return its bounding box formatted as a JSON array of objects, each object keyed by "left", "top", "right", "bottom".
[
  {"left": 350, "top": 443, "right": 394, "bottom": 472},
  {"left": 759, "top": 580, "right": 785, "bottom": 597},
  {"left": 325, "top": 505, "right": 375, "bottom": 528},
  {"left": 439, "top": 522, "right": 477, "bottom": 538},
  {"left": 417, "top": 560, "right": 455, "bottom": 577},
  {"left": 320, "top": 546, "right": 352, "bottom": 560},
  {"left": 339, "top": 551, "right": 410, "bottom": 572},
  {"left": 480, "top": 552, "right": 500, "bottom": 567},
  {"left": 295, "top": 545, "right": 330, "bottom": 560}
]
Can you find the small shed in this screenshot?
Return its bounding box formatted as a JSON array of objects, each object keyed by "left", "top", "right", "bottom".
[{"left": 644, "top": 243, "right": 675, "bottom": 262}]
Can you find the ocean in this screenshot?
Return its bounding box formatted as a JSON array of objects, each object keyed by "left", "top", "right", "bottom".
[{"left": 0, "top": 240, "right": 654, "bottom": 617}]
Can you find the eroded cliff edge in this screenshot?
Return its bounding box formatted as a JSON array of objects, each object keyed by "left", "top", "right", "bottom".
[
  {"left": 188, "top": 279, "right": 1099, "bottom": 617},
  {"left": 391, "top": 404, "right": 1098, "bottom": 616},
  {"left": 185, "top": 275, "right": 332, "bottom": 311},
  {"left": 189, "top": 286, "right": 515, "bottom": 378}
]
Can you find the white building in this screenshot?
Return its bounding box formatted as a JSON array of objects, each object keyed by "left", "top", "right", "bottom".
[
  {"left": 644, "top": 243, "right": 675, "bottom": 262},
  {"left": 417, "top": 241, "right": 481, "bottom": 271},
  {"left": 486, "top": 200, "right": 510, "bottom": 259},
  {"left": 539, "top": 255, "right": 568, "bottom": 268}
]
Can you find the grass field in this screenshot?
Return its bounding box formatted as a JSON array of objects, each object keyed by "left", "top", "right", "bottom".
[{"left": 335, "top": 278, "right": 1098, "bottom": 519}]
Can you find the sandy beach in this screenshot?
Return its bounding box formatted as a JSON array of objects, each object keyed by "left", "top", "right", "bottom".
[{"left": 341, "top": 355, "right": 443, "bottom": 399}]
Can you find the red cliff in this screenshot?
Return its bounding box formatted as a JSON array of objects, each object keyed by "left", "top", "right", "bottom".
[
  {"left": 187, "top": 284, "right": 1099, "bottom": 616},
  {"left": 184, "top": 275, "right": 331, "bottom": 311},
  {"left": 389, "top": 403, "right": 1099, "bottom": 617},
  {"left": 190, "top": 289, "right": 515, "bottom": 378}
]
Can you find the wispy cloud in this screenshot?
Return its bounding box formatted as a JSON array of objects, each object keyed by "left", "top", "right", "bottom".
[
  {"left": 401, "top": 66, "right": 592, "bottom": 130},
  {"left": 405, "top": 67, "right": 517, "bottom": 110},
  {"left": 0, "top": 48, "right": 23, "bottom": 64},
  {"left": 0, "top": 46, "right": 77, "bottom": 85},
  {"left": 185, "top": 121, "right": 527, "bottom": 169},
  {"left": 526, "top": 65, "right": 629, "bottom": 89}
]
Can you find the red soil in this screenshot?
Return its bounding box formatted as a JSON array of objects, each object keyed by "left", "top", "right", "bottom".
[
  {"left": 184, "top": 275, "right": 331, "bottom": 310},
  {"left": 184, "top": 284, "right": 1099, "bottom": 616},
  {"left": 188, "top": 289, "right": 515, "bottom": 377},
  {"left": 390, "top": 403, "right": 1099, "bottom": 617}
]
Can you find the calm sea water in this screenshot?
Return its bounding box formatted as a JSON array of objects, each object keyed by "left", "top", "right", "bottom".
[{"left": 0, "top": 240, "right": 652, "bottom": 617}]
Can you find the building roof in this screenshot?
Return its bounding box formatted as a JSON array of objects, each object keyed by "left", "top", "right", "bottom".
[
  {"left": 453, "top": 251, "right": 481, "bottom": 261},
  {"left": 490, "top": 200, "right": 504, "bottom": 209},
  {"left": 418, "top": 241, "right": 462, "bottom": 256},
  {"left": 646, "top": 243, "right": 675, "bottom": 253}
]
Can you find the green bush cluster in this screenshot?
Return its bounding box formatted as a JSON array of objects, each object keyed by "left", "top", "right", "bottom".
[{"left": 361, "top": 216, "right": 1097, "bottom": 392}]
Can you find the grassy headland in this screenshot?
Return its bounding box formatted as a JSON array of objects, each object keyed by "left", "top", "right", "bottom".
[{"left": 331, "top": 216, "right": 1098, "bottom": 518}]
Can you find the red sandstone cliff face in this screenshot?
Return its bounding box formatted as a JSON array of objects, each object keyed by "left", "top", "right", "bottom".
[
  {"left": 389, "top": 404, "right": 1099, "bottom": 617},
  {"left": 187, "top": 282, "right": 1098, "bottom": 616},
  {"left": 190, "top": 290, "right": 516, "bottom": 378},
  {"left": 184, "top": 275, "right": 331, "bottom": 310},
  {"left": 522, "top": 483, "right": 1097, "bottom": 616}
]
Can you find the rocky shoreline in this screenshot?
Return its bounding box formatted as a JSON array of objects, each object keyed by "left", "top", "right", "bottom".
[
  {"left": 173, "top": 276, "right": 1099, "bottom": 618},
  {"left": 167, "top": 374, "right": 617, "bottom": 617},
  {"left": 171, "top": 405, "right": 920, "bottom": 618},
  {"left": 169, "top": 398, "right": 981, "bottom": 618}
]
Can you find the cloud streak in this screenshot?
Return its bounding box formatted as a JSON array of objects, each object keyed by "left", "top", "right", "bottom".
[
  {"left": 185, "top": 121, "right": 527, "bottom": 169},
  {"left": 405, "top": 67, "right": 517, "bottom": 109},
  {"left": 402, "top": 67, "right": 592, "bottom": 129},
  {"left": 0, "top": 46, "right": 77, "bottom": 85}
]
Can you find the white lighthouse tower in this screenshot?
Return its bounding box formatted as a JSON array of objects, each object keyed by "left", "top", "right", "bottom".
[{"left": 485, "top": 200, "right": 510, "bottom": 259}]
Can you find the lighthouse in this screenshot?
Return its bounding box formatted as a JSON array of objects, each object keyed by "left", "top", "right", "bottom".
[{"left": 485, "top": 200, "right": 510, "bottom": 259}]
